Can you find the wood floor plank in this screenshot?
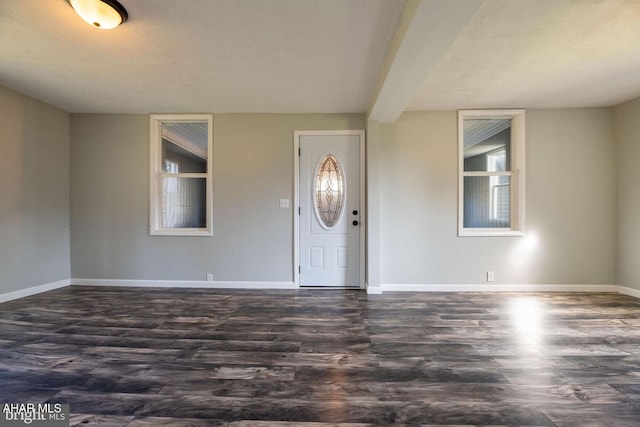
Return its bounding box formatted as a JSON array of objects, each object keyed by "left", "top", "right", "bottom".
[{"left": 1, "top": 287, "right": 639, "bottom": 426}]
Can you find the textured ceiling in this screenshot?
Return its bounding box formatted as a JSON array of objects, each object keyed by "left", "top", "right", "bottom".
[
  {"left": 1, "top": 0, "right": 640, "bottom": 116},
  {"left": 408, "top": 0, "right": 640, "bottom": 110},
  {"left": 0, "top": 0, "right": 406, "bottom": 113}
]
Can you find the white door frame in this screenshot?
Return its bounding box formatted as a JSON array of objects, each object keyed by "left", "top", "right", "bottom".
[{"left": 293, "top": 130, "right": 366, "bottom": 289}]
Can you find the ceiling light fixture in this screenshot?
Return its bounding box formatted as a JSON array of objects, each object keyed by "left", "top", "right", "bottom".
[{"left": 68, "top": 0, "right": 128, "bottom": 30}]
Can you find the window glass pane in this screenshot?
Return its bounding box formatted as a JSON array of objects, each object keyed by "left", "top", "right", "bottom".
[
  {"left": 162, "top": 177, "right": 207, "bottom": 228},
  {"left": 162, "top": 139, "right": 207, "bottom": 173},
  {"left": 463, "top": 176, "right": 511, "bottom": 228},
  {"left": 463, "top": 119, "right": 511, "bottom": 172},
  {"left": 314, "top": 154, "right": 345, "bottom": 228},
  {"left": 161, "top": 122, "right": 208, "bottom": 172}
]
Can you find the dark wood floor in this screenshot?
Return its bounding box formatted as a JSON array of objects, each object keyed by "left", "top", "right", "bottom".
[{"left": 1, "top": 286, "right": 639, "bottom": 426}]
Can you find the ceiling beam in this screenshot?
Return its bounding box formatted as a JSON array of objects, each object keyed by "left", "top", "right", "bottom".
[{"left": 367, "top": 0, "right": 483, "bottom": 123}]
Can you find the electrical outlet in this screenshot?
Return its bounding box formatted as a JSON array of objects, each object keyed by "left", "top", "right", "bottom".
[
  {"left": 487, "top": 271, "right": 495, "bottom": 282},
  {"left": 206, "top": 273, "right": 213, "bottom": 282},
  {"left": 279, "top": 199, "right": 289, "bottom": 208}
]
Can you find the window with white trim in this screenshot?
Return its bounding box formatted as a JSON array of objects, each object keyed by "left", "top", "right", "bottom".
[
  {"left": 458, "top": 110, "right": 525, "bottom": 236},
  {"left": 150, "top": 114, "right": 213, "bottom": 236}
]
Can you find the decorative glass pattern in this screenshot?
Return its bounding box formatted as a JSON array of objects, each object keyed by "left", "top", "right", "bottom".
[{"left": 314, "top": 154, "right": 345, "bottom": 229}]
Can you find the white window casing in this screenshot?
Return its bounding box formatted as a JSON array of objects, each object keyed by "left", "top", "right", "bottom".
[
  {"left": 149, "top": 114, "right": 213, "bottom": 236},
  {"left": 458, "top": 109, "right": 525, "bottom": 237}
]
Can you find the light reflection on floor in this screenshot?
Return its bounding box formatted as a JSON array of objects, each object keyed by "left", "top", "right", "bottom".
[{"left": 509, "top": 296, "right": 544, "bottom": 354}]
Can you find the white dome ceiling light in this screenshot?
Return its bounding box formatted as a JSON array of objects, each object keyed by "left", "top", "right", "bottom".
[{"left": 68, "top": 0, "right": 128, "bottom": 30}]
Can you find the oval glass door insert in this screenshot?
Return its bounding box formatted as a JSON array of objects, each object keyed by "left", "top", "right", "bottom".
[{"left": 314, "top": 154, "right": 345, "bottom": 229}]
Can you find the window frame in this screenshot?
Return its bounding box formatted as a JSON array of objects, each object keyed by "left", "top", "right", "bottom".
[
  {"left": 149, "top": 114, "right": 213, "bottom": 236},
  {"left": 458, "top": 109, "right": 525, "bottom": 237}
]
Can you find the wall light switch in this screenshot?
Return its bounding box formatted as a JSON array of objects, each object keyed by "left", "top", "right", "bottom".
[{"left": 279, "top": 199, "right": 289, "bottom": 208}]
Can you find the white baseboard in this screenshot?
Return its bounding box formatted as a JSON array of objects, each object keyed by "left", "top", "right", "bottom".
[
  {"left": 0, "top": 279, "right": 70, "bottom": 303},
  {"left": 366, "top": 285, "right": 383, "bottom": 295},
  {"left": 2, "top": 279, "right": 637, "bottom": 304},
  {"left": 381, "top": 283, "right": 618, "bottom": 293},
  {"left": 617, "top": 285, "right": 640, "bottom": 299},
  {"left": 71, "top": 278, "right": 297, "bottom": 290}
]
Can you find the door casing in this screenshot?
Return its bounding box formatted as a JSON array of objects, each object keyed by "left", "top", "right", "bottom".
[{"left": 293, "top": 130, "right": 366, "bottom": 289}]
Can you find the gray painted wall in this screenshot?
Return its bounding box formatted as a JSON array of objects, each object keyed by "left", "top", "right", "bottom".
[
  {"left": 0, "top": 91, "right": 621, "bottom": 290},
  {"left": 70, "top": 113, "right": 364, "bottom": 282},
  {"left": 0, "top": 85, "right": 70, "bottom": 294},
  {"left": 378, "top": 109, "right": 616, "bottom": 286},
  {"left": 614, "top": 96, "right": 640, "bottom": 291}
]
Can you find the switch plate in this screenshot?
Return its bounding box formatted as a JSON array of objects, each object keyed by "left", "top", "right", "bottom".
[
  {"left": 487, "top": 271, "right": 495, "bottom": 282},
  {"left": 206, "top": 273, "right": 213, "bottom": 282},
  {"left": 279, "top": 199, "right": 289, "bottom": 208}
]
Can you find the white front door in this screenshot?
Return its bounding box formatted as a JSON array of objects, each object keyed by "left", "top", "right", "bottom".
[{"left": 297, "top": 132, "right": 363, "bottom": 287}]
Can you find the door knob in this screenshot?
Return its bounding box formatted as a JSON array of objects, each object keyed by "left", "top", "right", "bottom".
[{"left": 352, "top": 220, "right": 359, "bottom": 226}]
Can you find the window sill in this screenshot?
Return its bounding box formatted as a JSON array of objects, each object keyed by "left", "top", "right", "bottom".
[
  {"left": 458, "top": 229, "right": 525, "bottom": 237},
  {"left": 150, "top": 229, "right": 212, "bottom": 237}
]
